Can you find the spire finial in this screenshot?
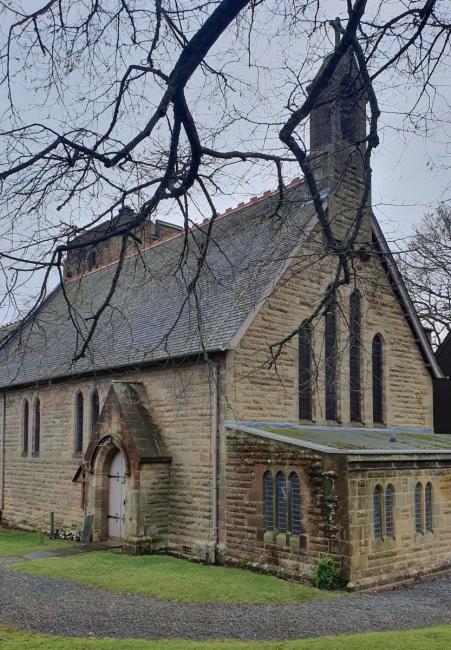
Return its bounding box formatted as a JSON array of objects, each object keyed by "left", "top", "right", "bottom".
[{"left": 329, "top": 17, "right": 342, "bottom": 50}]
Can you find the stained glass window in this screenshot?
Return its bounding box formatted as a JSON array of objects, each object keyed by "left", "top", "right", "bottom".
[
  {"left": 373, "top": 484, "right": 383, "bottom": 540},
  {"left": 276, "top": 472, "right": 287, "bottom": 533},
  {"left": 372, "top": 334, "right": 383, "bottom": 424},
  {"left": 299, "top": 326, "right": 312, "bottom": 420},
  {"left": 288, "top": 472, "right": 301, "bottom": 535},
  {"left": 385, "top": 484, "right": 394, "bottom": 538},
  {"left": 263, "top": 471, "right": 274, "bottom": 531},
  {"left": 349, "top": 291, "right": 362, "bottom": 422}
]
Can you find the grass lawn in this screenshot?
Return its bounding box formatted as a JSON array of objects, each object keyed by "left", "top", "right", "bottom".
[
  {"left": 12, "top": 552, "right": 339, "bottom": 604},
  {"left": 0, "top": 527, "right": 71, "bottom": 557},
  {"left": 0, "top": 626, "right": 450, "bottom": 649}
]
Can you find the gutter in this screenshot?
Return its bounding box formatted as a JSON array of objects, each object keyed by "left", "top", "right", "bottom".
[
  {"left": 210, "top": 363, "right": 219, "bottom": 563},
  {"left": 0, "top": 348, "right": 226, "bottom": 393}
]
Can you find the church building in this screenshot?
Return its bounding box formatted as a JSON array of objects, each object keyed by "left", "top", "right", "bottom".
[{"left": 1, "top": 51, "right": 451, "bottom": 591}]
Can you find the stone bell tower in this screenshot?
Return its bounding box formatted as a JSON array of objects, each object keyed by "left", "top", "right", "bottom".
[{"left": 309, "top": 43, "right": 371, "bottom": 247}]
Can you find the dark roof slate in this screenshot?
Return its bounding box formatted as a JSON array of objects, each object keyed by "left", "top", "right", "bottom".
[
  {"left": 0, "top": 321, "right": 20, "bottom": 344},
  {"left": 0, "top": 182, "right": 316, "bottom": 387}
]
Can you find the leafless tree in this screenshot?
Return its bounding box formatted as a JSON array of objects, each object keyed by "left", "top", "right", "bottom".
[
  {"left": 0, "top": 0, "right": 449, "bottom": 360},
  {"left": 399, "top": 204, "right": 451, "bottom": 347}
]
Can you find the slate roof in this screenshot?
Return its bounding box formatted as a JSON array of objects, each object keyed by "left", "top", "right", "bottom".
[
  {"left": 0, "top": 321, "right": 20, "bottom": 344},
  {"left": 0, "top": 182, "right": 316, "bottom": 388}
]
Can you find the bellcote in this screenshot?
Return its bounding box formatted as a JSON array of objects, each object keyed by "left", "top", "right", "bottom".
[{"left": 309, "top": 48, "right": 371, "bottom": 246}]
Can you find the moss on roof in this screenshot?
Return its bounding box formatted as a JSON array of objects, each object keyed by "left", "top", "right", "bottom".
[{"left": 257, "top": 424, "right": 451, "bottom": 451}]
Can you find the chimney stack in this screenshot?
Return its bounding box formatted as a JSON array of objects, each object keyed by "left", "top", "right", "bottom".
[{"left": 64, "top": 206, "right": 182, "bottom": 279}]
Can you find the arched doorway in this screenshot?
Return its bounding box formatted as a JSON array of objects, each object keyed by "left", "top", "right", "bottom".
[{"left": 107, "top": 450, "right": 126, "bottom": 540}]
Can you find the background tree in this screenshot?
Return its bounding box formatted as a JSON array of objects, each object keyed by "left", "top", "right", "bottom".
[
  {"left": 399, "top": 205, "right": 451, "bottom": 348},
  {"left": 0, "top": 0, "right": 450, "bottom": 360}
]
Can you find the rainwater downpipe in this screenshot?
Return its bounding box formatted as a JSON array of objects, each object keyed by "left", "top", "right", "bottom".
[
  {"left": 0, "top": 392, "right": 6, "bottom": 515},
  {"left": 210, "top": 363, "right": 219, "bottom": 563}
]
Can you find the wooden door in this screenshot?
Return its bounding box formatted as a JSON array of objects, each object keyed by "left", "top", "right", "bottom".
[{"left": 108, "top": 451, "right": 125, "bottom": 539}]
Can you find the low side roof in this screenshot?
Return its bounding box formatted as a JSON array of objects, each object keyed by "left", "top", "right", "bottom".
[
  {"left": 226, "top": 421, "right": 451, "bottom": 455},
  {"left": 0, "top": 182, "right": 315, "bottom": 388}
]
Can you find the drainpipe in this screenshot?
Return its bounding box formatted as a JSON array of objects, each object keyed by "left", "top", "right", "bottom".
[
  {"left": 210, "top": 363, "right": 219, "bottom": 563},
  {"left": 0, "top": 392, "right": 5, "bottom": 514}
]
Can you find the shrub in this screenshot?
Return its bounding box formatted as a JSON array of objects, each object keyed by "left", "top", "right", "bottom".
[{"left": 311, "top": 556, "right": 345, "bottom": 590}]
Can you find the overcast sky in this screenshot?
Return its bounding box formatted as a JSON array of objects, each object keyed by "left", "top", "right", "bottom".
[{"left": 0, "top": 0, "right": 449, "bottom": 324}]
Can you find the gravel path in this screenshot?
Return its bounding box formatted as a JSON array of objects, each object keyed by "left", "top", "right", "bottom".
[{"left": 1, "top": 567, "right": 450, "bottom": 641}]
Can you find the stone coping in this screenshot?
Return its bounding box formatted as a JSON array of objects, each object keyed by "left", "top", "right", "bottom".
[{"left": 224, "top": 420, "right": 451, "bottom": 456}]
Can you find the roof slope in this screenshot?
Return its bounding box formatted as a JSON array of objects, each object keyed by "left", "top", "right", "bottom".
[
  {"left": 0, "top": 321, "right": 20, "bottom": 344},
  {"left": 0, "top": 182, "right": 315, "bottom": 387},
  {"left": 108, "top": 381, "right": 170, "bottom": 461},
  {"left": 0, "top": 182, "right": 440, "bottom": 389},
  {"left": 226, "top": 421, "right": 451, "bottom": 455}
]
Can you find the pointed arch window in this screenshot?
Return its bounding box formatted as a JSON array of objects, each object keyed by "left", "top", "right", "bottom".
[
  {"left": 372, "top": 334, "right": 384, "bottom": 424},
  {"left": 349, "top": 290, "right": 362, "bottom": 422},
  {"left": 276, "top": 472, "right": 287, "bottom": 533},
  {"left": 325, "top": 302, "right": 337, "bottom": 420},
  {"left": 75, "top": 391, "right": 84, "bottom": 454},
  {"left": 90, "top": 389, "right": 99, "bottom": 437},
  {"left": 385, "top": 484, "right": 395, "bottom": 538},
  {"left": 263, "top": 471, "right": 274, "bottom": 531},
  {"left": 425, "top": 482, "right": 433, "bottom": 532},
  {"left": 373, "top": 484, "right": 383, "bottom": 540},
  {"left": 415, "top": 482, "right": 424, "bottom": 533},
  {"left": 288, "top": 472, "right": 301, "bottom": 536},
  {"left": 22, "top": 399, "right": 29, "bottom": 455},
  {"left": 33, "top": 398, "right": 40, "bottom": 456},
  {"left": 298, "top": 325, "right": 312, "bottom": 420}
]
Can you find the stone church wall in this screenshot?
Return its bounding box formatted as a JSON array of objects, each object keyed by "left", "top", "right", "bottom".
[
  {"left": 347, "top": 460, "right": 451, "bottom": 590},
  {"left": 1, "top": 385, "right": 86, "bottom": 532},
  {"left": 0, "top": 358, "right": 218, "bottom": 557},
  {"left": 222, "top": 428, "right": 451, "bottom": 590},
  {"left": 136, "top": 462, "right": 170, "bottom": 552},
  {"left": 221, "top": 428, "right": 348, "bottom": 580},
  {"left": 226, "top": 227, "right": 433, "bottom": 429}
]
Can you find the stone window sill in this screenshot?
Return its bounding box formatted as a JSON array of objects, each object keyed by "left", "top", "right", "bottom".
[
  {"left": 263, "top": 531, "right": 302, "bottom": 550},
  {"left": 414, "top": 530, "right": 435, "bottom": 542},
  {"left": 373, "top": 536, "right": 396, "bottom": 548}
]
